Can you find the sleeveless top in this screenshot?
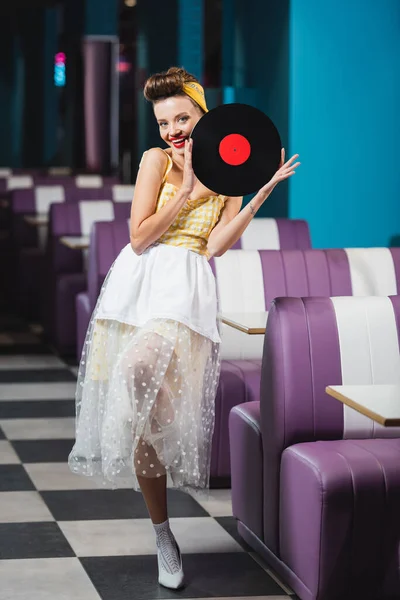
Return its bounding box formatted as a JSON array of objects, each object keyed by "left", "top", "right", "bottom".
[{"left": 150, "top": 149, "right": 226, "bottom": 257}]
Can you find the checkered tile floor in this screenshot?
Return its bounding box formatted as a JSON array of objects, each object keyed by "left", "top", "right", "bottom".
[{"left": 0, "top": 315, "right": 296, "bottom": 600}]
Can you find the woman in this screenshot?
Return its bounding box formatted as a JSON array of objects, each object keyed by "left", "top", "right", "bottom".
[{"left": 68, "top": 67, "right": 300, "bottom": 589}]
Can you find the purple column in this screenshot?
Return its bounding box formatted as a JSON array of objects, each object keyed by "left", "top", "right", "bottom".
[{"left": 82, "top": 36, "right": 119, "bottom": 173}]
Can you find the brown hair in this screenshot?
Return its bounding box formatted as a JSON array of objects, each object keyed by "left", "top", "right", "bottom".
[{"left": 144, "top": 66, "right": 200, "bottom": 105}]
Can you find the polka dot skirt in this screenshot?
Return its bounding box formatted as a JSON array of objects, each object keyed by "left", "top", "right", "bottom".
[{"left": 68, "top": 313, "right": 221, "bottom": 493}]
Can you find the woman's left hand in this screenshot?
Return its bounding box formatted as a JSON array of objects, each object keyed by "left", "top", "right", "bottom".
[{"left": 258, "top": 149, "right": 300, "bottom": 198}]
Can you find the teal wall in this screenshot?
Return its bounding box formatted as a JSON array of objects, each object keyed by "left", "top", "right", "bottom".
[
  {"left": 0, "top": 8, "right": 59, "bottom": 167},
  {"left": 289, "top": 0, "right": 400, "bottom": 247},
  {"left": 62, "top": 0, "right": 85, "bottom": 168},
  {"left": 136, "top": 0, "right": 178, "bottom": 161},
  {"left": 0, "top": 22, "right": 15, "bottom": 166},
  {"left": 21, "top": 9, "right": 45, "bottom": 166},
  {"left": 42, "top": 8, "right": 59, "bottom": 165},
  {"left": 85, "top": 0, "right": 118, "bottom": 36},
  {"left": 0, "top": 0, "right": 117, "bottom": 168},
  {"left": 21, "top": 8, "right": 60, "bottom": 167},
  {"left": 136, "top": 0, "right": 209, "bottom": 164},
  {"left": 62, "top": 0, "right": 118, "bottom": 168},
  {"left": 178, "top": 0, "right": 203, "bottom": 80},
  {"left": 11, "top": 36, "right": 24, "bottom": 167},
  {"left": 245, "top": 0, "right": 289, "bottom": 218},
  {"left": 221, "top": 0, "right": 289, "bottom": 218}
]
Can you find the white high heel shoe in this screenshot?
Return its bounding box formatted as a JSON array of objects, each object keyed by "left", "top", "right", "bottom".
[{"left": 157, "top": 542, "right": 185, "bottom": 589}]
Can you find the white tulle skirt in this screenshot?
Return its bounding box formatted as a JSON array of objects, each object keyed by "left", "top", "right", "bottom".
[{"left": 68, "top": 243, "right": 221, "bottom": 493}]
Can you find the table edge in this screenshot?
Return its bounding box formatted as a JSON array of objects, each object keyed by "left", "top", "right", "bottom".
[
  {"left": 325, "top": 385, "right": 400, "bottom": 427},
  {"left": 24, "top": 215, "right": 49, "bottom": 226},
  {"left": 220, "top": 316, "right": 266, "bottom": 335},
  {"left": 59, "top": 236, "right": 89, "bottom": 250}
]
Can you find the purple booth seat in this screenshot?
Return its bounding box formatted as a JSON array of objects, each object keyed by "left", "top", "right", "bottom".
[
  {"left": 6, "top": 175, "right": 34, "bottom": 191},
  {"left": 43, "top": 201, "right": 131, "bottom": 354},
  {"left": 229, "top": 295, "right": 400, "bottom": 600},
  {"left": 63, "top": 184, "right": 134, "bottom": 204},
  {"left": 11, "top": 185, "right": 119, "bottom": 258},
  {"left": 12, "top": 186, "right": 129, "bottom": 319},
  {"left": 73, "top": 175, "right": 120, "bottom": 188},
  {"left": 0, "top": 167, "right": 12, "bottom": 177},
  {"left": 230, "top": 218, "right": 311, "bottom": 250},
  {"left": 210, "top": 247, "right": 400, "bottom": 478},
  {"left": 32, "top": 175, "right": 119, "bottom": 188},
  {"left": 10, "top": 186, "right": 71, "bottom": 318},
  {"left": 11, "top": 187, "right": 72, "bottom": 251},
  {"left": 11, "top": 185, "right": 125, "bottom": 216},
  {"left": 76, "top": 219, "right": 130, "bottom": 358},
  {"left": 75, "top": 242, "right": 400, "bottom": 481}
]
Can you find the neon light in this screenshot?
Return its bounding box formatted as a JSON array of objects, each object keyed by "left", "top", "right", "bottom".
[
  {"left": 54, "top": 53, "right": 66, "bottom": 87},
  {"left": 55, "top": 52, "right": 66, "bottom": 64},
  {"left": 118, "top": 60, "right": 131, "bottom": 73}
]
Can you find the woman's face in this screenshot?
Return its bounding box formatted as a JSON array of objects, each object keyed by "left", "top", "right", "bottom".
[{"left": 154, "top": 95, "right": 203, "bottom": 155}]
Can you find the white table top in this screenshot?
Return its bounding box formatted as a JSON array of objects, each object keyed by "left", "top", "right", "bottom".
[
  {"left": 220, "top": 312, "right": 268, "bottom": 335},
  {"left": 24, "top": 214, "right": 49, "bottom": 226},
  {"left": 326, "top": 384, "right": 400, "bottom": 427},
  {"left": 60, "top": 235, "right": 90, "bottom": 250}
]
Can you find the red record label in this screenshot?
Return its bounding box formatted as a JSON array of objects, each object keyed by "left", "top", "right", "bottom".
[
  {"left": 191, "top": 103, "right": 281, "bottom": 196},
  {"left": 219, "top": 133, "right": 251, "bottom": 166}
]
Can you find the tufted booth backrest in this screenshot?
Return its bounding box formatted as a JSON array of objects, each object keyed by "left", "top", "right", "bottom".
[
  {"left": 111, "top": 185, "right": 135, "bottom": 202},
  {"left": 12, "top": 187, "right": 67, "bottom": 215},
  {"left": 7, "top": 175, "right": 33, "bottom": 190},
  {"left": 212, "top": 248, "right": 400, "bottom": 360},
  {"left": 260, "top": 295, "right": 400, "bottom": 553},
  {"left": 66, "top": 187, "right": 119, "bottom": 202},
  {"left": 49, "top": 200, "right": 131, "bottom": 237},
  {"left": 74, "top": 175, "right": 119, "bottom": 188},
  {"left": 10, "top": 186, "right": 131, "bottom": 215},
  {"left": 47, "top": 201, "right": 131, "bottom": 274},
  {"left": 30, "top": 175, "right": 119, "bottom": 188},
  {"left": 10, "top": 188, "right": 131, "bottom": 251},
  {"left": 52, "top": 185, "right": 133, "bottom": 203},
  {"left": 230, "top": 218, "right": 311, "bottom": 250},
  {"left": 87, "top": 220, "right": 130, "bottom": 308}
]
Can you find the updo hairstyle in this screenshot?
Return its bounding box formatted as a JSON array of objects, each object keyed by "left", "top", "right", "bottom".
[{"left": 144, "top": 67, "right": 203, "bottom": 112}]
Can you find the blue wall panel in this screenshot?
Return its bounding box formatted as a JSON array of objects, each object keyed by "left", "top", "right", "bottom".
[
  {"left": 289, "top": 0, "right": 400, "bottom": 247},
  {"left": 221, "top": 0, "right": 290, "bottom": 218},
  {"left": 84, "top": 0, "right": 118, "bottom": 36},
  {"left": 178, "top": 0, "right": 203, "bottom": 81},
  {"left": 136, "top": 0, "right": 178, "bottom": 162},
  {"left": 43, "top": 8, "right": 59, "bottom": 165},
  {"left": 0, "top": 25, "right": 15, "bottom": 167}
]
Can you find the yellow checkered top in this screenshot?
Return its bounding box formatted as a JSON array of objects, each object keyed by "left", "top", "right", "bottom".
[{"left": 156, "top": 152, "right": 226, "bottom": 257}]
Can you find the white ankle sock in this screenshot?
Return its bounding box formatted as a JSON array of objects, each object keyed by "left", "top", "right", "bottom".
[{"left": 153, "top": 519, "right": 181, "bottom": 575}]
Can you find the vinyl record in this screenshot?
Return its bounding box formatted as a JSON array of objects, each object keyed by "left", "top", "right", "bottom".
[{"left": 191, "top": 103, "right": 281, "bottom": 197}]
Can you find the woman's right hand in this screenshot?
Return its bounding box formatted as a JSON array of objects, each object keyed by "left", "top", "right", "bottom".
[
  {"left": 181, "top": 138, "right": 197, "bottom": 196},
  {"left": 257, "top": 149, "right": 300, "bottom": 199}
]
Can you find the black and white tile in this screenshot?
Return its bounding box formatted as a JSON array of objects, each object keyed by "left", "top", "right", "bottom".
[{"left": 0, "top": 316, "right": 295, "bottom": 600}]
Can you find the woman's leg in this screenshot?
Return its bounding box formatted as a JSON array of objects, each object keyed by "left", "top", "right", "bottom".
[
  {"left": 136, "top": 449, "right": 183, "bottom": 587},
  {"left": 137, "top": 474, "right": 167, "bottom": 523},
  {"left": 130, "top": 330, "right": 184, "bottom": 587},
  {"left": 137, "top": 466, "right": 168, "bottom": 524},
  {"left": 134, "top": 388, "right": 172, "bottom": 524}
]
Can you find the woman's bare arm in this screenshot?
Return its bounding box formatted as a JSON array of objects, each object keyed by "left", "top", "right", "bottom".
[
  {"left": 129, "top": 148, "right": 191, "bottom": 255},
  {"left": 206, "top": 196, "right": 244, "bottom": 258},
  {"left": 207, "top": 150, "right": 300, "bottom": 257}
]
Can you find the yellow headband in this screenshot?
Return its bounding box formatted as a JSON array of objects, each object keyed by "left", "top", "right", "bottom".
[{"left": 182, "top": 81, "right": 208, "bottom": 113}]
